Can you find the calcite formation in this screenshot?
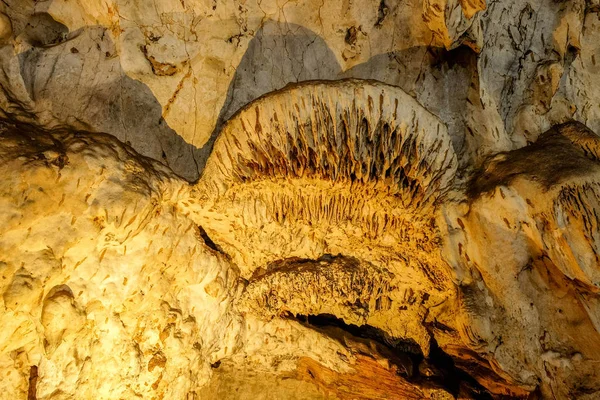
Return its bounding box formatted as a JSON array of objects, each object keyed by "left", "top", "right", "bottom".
[{"left": 1, "top": 0, "right": 600, "bottom": 399}]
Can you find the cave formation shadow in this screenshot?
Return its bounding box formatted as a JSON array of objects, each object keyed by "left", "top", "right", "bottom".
[
  {"left": 14, "top": 21, "right": 203, "bottom": 182},
  {"left": 12, "top": 18, "right": 344, "bottom": 181},
  {"left": 199, "top": 20, "right": 343, "bottom": 174},
  {"left": 205, "top": 25, "right": 478, "bottom": 172},
  {"left": 9, "top": 12, "right": 477, "bottom": 181},
  {"left": 340, "top": 45, "right": 478, "bottom": 157}
]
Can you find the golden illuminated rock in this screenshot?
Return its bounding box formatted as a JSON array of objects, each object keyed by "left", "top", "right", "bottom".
[
  {"left": 0, "top": 125, "right": 241, "bottom": 399},
  {"left": 1, "top": 1, "right": 600, "bottom": 399}
]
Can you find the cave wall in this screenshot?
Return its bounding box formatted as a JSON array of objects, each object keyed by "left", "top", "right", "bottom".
[{"left": 1, "top": 1, "right": 600, "bottom": 399}]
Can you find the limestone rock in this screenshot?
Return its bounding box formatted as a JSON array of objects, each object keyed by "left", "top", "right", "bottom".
[
  {"left": 2, "top": 0, "right": 600, "bottom": 398},
  {"left": 0, "top": 123, "right": 241, "bottom": 399},
  {"left": 442, "top": 121, "right": 600, "bottom": 398}
]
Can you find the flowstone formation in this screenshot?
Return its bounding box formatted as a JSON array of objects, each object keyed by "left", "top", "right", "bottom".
[{"left": 2, "top": 1, "right": 600, "bottom": 399}]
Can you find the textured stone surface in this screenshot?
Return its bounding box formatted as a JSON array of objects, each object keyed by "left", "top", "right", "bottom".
[
  {"left": 0, "top": 123, "right": 241, "bottom": 398},
  {"left": 443, "top": 122, "right": 600, "bottom": 398},
  {"left": 1, "top": 0, "right": 600, "bottom": 399}
]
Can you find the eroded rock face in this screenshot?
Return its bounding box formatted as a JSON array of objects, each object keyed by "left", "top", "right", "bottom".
[
  {"left": 0, "top": 123, "right": 241, "bottom": 398},
  {"left": 442, "top": 121, "right": 600, "bottom": 398},
  {"left": 2, "top": 0, "right": 600, "bottom": 399}
]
